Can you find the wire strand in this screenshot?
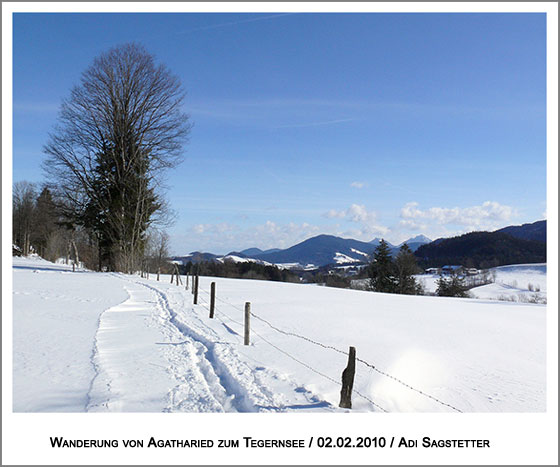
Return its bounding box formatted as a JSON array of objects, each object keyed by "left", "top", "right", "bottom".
[
  {"left": 194, "top": 284, "right": 461, "bottom": 413},
  {"left": 355, "top": 358, "right": 463, "bottom": 413}
]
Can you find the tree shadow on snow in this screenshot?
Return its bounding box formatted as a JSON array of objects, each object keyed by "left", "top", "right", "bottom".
[{"left": 13, "top": 264, "right": 85, "bottom": 273}]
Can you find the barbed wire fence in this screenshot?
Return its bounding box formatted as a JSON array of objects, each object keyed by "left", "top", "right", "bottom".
[
  {"left": 160, "top": 271, "right": 463, "bottom": 413},
  {"left": 198, "top": 287, "right": 389, "bottom": 412}
]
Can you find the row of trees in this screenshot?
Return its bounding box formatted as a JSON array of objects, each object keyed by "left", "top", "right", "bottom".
[
  {"left": 277, "top": 238, "right": 472, "bottom": 298},
  {"left": 367, "top": 239, "right": 469, "bottom": 297},
  {"left": 38, "top": 43, "right": 190, "bottom": 272},
  {"left": 183, "top": 260, "right": 299, "bottom": 283},
  {"left": 12, "top": 182, "right": 82, "bottom": 263},
  {"left": 13, "top": 180, "right": 174, "bottom": 274},
  {"left": 12, "top": 181, "right": 66, "bottom": 259}
]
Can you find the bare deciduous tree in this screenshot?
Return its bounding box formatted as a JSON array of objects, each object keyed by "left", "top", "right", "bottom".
[
  {"left": 13, "top": 181, "right": 37, "bottom": 256},
  {"left": 154, "top": 230, "right": 171, "bottom": 281},
  {"left": 43, "top": 43, "right": 191, "bottom": 272},
  {"left": 145, "top": 229, "right": 171, "bottom": 280}
]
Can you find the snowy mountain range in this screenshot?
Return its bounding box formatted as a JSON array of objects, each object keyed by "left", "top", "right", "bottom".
[
  {"left": 174, "top": 219, "right": 547, "bottom": 271},
  {"left": 173, "top": 234, "right": 432, "bottom": 269}
]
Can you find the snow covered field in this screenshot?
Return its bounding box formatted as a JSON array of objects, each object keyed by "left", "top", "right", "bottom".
[
  {"left": 416, "top": 264, "right": 547, "bottom": 304},
  {"left": 470, "top": 263, "right": 546, "bottom": 303},
  {"left": 12, "top": 256, "right": 546, "bottom": 413}
]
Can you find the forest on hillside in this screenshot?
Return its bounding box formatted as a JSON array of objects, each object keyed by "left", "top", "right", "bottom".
[{"left": 415, "top": 231, "right": 546, "bottom": 269}]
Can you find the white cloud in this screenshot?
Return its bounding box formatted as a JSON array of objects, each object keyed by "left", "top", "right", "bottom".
[
  {"left": 252, "top": 221, "right": 323, "bottom": 248},
  {"left": 325, "top": 209, "right": 345, "bottom": 219},
  {"left": 350, "top": 181, "right": 367, "bottom": 189},
  {"left": 175, "top": 201, "right": 520, "bottom": 255},
  {"left": 324, "top": 204, "right": 389, "bottom": 237},
  {"left": 399, "top": 201, "right": 517, "bottom": 231},
  {"left": 192, "top": 223, "right": 236, "bottom": 235},
  {"left": 176, "top": 208, "right": 392, "bottom": 254},
  {"left": 175, "top": 220, "right": 326, "bottom": 254}
]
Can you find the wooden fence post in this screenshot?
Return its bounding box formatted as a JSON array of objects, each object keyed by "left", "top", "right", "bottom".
[
  {"left": 185, "top": 273, "right": 189, "bottom": 290},
  {"left": 72, "top": 262, "right": 75, "bottom": 272},
  {"left": 244, "top": 302, "right": 251, "bottom": 345},
  {"left": 157, "top": 267, "right": 160, "bottom": 281},
  {"left": 194, "top": 274, "right": 199, "bottom": 304},
  {"left": 210, "top": 282, "right": 216, "bottom": 318},
  {"left": 170, "top": 270, "right": 174, "bottom": 283},
  {"left": 339, "top": 346, "right": 356, "bottom": 409}
]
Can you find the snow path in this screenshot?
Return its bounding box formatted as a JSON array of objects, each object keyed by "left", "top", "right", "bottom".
[
  {"left": 86, "top": 282, "right": 231, "bottom": 412},
  {"left": 86, "top": 274, "right": 334, "bottom": 413}
]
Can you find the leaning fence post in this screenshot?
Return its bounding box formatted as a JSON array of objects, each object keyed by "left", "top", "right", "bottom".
[
  {"left": 339, "top": 346, "right": 356, "bottom": 409},
  {"left": 244, "top": 302, "right": 251, "bottom": 345},
  {"left": 210, "top": 282, "right": 216, "bottom": 318},
  {"left": 194, "top": 273, "right": 199, "bottom": 304}
]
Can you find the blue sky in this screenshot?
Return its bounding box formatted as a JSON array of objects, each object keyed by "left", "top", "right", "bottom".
[{"left": 12, "top": 12, "right": 547, "bottom": 254}]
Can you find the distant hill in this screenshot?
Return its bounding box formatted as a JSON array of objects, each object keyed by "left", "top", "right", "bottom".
[
  {"left": 495, "top": 220, "right": 546, "bottom": 243},
  {"left": 176, "top": 235, "right": 432, "bottom": 269},
  {"left": 399, "top": 234, "right": 432, "bottom": 252},
  {"left": 172, "top": 251, "right": 219, "bottom": 264},
  {"left": 253, "top": 234, "right": 378, "bottom": 267},
  {"left": 241, "top": 247, "right": 282, "bottom": 256},
  {"left": 240, "top": 248, "right": 262, "bottom": 256},
  {"left": 414, "top": 231, "right": 546, "bottom": 269},
  {"left": 247, "top": 234, "right": 431, "bottom": 267},
  {"left": 174, "top": 222, "right": 546, "bottom": 271},
  {"left": 369, "top": 235, "right": 430, "bottom": 253}
]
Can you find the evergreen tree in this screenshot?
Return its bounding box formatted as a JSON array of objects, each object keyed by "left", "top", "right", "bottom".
[
  {"left": 368, "top": 239, "right": 396, "bottom": 293},
  {"left": 394, "top": 243, "right": 423, "bottom": 295},
  {"left": 436, "top": 273, "right": 469, "bottom": 297},
  {"left": 31, "top": 187, "right": 59, "bottom": 258}
]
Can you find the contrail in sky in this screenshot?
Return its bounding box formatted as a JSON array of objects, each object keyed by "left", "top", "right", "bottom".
[
  {"left": 274, "top": 118, "right": 356, "bottom": 129},
  {"left": 176, "top": 13, "right": 295, "bottom": 34}
]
